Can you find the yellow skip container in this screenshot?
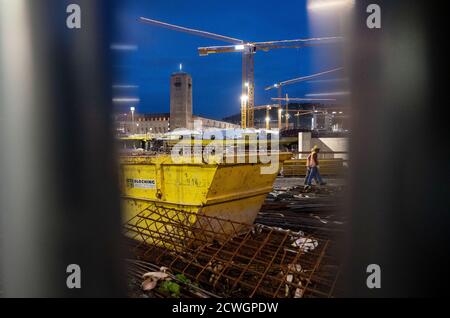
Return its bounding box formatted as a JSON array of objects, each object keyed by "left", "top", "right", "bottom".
[{"left": 121, "top": 153, "right": 290, "bottom": 244}]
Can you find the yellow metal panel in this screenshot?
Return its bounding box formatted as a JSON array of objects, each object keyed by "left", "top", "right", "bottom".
[
  {"left": 282, "top": 158, "right": 345, "bottom": 176},
  {"left": 120, "top": 154, "right": 281, "bottom": 247},
  {"left": 121, "top": 162, "right": 217, "bottom": 206},
  {"left": 206, "top": 164, "right": 276, "bottom": 204}
]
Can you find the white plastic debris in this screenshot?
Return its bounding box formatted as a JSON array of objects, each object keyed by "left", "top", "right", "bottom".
[
  {"left": 291, "top": 237, "right": 318, "bottom": 252},
  {"left": 142, "top": 272, "right": 169, "bottom": 280},
  {"left": 285, "top": 264, "right": 304, "bottom": 298},
  {"left": 288, "top": 264, "right": 303, "bottom": 272},
  {"left": 141, "top": 271, "right": 170, "bottom": 291},
  {"left": 142, "top": 278, "right": 158, "bottom": 291}
]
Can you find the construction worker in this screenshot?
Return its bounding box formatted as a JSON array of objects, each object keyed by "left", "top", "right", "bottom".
[
  {"left": 304, "top": 145, "right": 326, "bottom": 190},
  {"left": 304, "top": 147, "right": 316, "bottom": 186}
]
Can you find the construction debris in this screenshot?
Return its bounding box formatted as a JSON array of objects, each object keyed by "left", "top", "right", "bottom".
[
  {"left": 127, "top": 259, "right": 219, "bottom": 298},
  {"left": 124, "top": 200, "right": 342, "bottom": 298},
  {"left": 257, "top": 178, "right": 346, "bottom": 236}
]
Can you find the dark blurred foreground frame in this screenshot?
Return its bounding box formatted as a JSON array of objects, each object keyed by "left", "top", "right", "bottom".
[
  {"left": 0, "top": 0, "right": 125, "bottom": 297},
  {"left": 1, "top": 0, "right": 450, "bottom": 299},
  {"left": 345, "top": 1, "right": 450, "bottom": 297}
]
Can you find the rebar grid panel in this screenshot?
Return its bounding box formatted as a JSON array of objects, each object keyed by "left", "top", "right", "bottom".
[{"left": 124, "top": 203, "right": 341, "bottom": 298}]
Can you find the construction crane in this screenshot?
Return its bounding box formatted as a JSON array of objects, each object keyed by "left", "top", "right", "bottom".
[
  {"left": 251, "top": 104, "right": 279, "bottom": 130},
  {"left": 265, "top": 67, "right": 343, "bottom": 127},
  {"left": 253, "top": 97, "right": 335, "bottom": 130},
  {"left": 265, "top": 67, "right": 343, "bottom": 93},
  {"left": 139, "top": 17, "right": 341, "bottom": 129},
  {"left": 253, "top": 104, "right": 278, "bottom": 130},
  {"left": 271, "top": 96, "right": 335, "bottom": 130}
]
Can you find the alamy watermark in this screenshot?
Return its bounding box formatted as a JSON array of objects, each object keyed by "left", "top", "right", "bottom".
[
  {"left": 366, "top": 4, "right": 381, "bottom": 29},
  {"left": 66, "top": 264, "right": 81, "bottom": 289},
  {"left": 170, "top": 121, "right": 280, "bottom": 175},
  {"left": 366, "top": 264, "right": 381, "bottom": 289},
  {"left": 66, "top": 4, "right": 81, "bottom": 29}
]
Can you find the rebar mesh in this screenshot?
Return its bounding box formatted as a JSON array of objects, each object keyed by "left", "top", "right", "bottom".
[{"left": 124, "top": 203, "right": 341, "bottom": 298}]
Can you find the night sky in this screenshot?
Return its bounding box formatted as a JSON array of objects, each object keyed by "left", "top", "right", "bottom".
[{"left": 111, "top": 0, "right": 345, "bottom": 120}]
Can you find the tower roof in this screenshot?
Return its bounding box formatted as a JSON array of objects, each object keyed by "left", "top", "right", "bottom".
[{"left": 171, "top": 71, "right": 189, "bottom": 76}]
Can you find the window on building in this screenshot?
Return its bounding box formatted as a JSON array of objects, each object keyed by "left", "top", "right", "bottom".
[{"left": 174, "top": 78, "right": 182, "bottom": 88}]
